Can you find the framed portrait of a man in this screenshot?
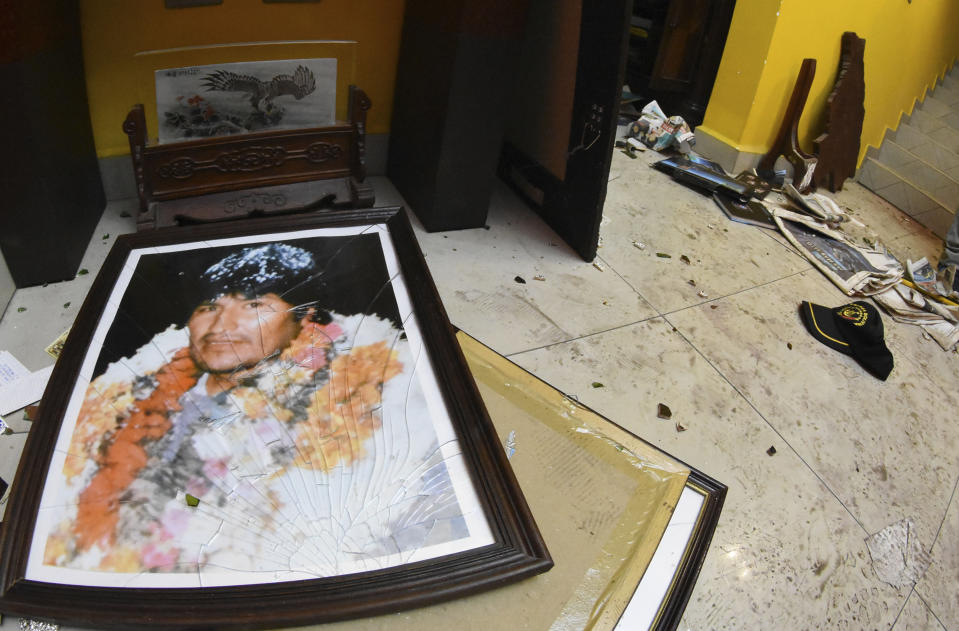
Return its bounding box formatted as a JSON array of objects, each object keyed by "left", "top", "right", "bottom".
[{"left": 0, "top": 209, "right": 551, "bottom": 628}]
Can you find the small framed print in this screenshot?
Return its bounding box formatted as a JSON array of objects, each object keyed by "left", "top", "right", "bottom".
[
  {"left": 0, "top": 208, "right": 551, "bottom": 628},
  {"left": 155, "top": 58, "right": 336, "bottom": 144}
]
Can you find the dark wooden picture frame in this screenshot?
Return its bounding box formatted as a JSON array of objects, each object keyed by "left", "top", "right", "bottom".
[
  {"left": 165, "top": 0, "right": 223, "bottom": 8},
  {"left": 0, "top": 208, "right": 551, "bottom": 629}
]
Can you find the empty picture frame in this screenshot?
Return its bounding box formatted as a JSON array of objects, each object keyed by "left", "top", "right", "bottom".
[{"left": 0, "top": 208, "right": 551, "bottom": 629}]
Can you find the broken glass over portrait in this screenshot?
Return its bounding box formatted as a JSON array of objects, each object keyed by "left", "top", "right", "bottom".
[{"left": 26, "top": 225, "right": 494, "bottom": 588}]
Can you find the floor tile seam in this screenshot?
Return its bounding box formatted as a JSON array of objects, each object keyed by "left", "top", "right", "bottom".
[
  {"left": 928, "top": 471, "right": 959, "bottom": 553},
  {"left": 594, "top": 252, "right": 662, "bottom": 318},
  {"left": 659, "top": 311, "right": 872, "bottom": 536},
  {"left": 501, "top": 314, "right": 665, "bottom": 359},
  {"left": 910, "top": 588, "right": 950, "bottom": 631},
  {"left": 887, "top": 588, "right": 915, "bottom": 630},
  {"left": 658, "top": 269, "right": 811, "bottom": 318}
]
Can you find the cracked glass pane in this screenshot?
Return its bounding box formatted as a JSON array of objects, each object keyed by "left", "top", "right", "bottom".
[{"left": 26, "top": 225, "right": 494, "bottom": 587}]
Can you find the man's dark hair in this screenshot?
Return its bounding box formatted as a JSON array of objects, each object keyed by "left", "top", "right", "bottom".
[{"left": 196, "top": 243, "right": 331, "bottom": 324}]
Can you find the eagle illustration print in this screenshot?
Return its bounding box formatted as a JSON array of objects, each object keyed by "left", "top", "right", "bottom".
[{"left": 201, "top": 64, "right": 317, "bottom": 112}]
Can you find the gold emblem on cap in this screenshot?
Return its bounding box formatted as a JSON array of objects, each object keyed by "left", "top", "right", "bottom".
[{"left": 837, "top": 304, "right": 868, "bottom": 326}]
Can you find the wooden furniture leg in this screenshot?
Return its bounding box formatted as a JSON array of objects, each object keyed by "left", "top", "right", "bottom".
[{"left": 757, "top": 58, "right": 818, "bottom": 193}]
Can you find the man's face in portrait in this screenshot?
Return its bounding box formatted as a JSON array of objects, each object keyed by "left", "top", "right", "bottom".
[{"left": 187, "top": 292, "right": 300, "bottom": 373}]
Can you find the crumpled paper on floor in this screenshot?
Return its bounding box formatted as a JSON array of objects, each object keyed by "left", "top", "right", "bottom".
[
  {"left": 629, "top": 101, "right": 695, "bottom": 153},
  {"left": 772, "top": 208, "right": 903, "bottom": 296},
  {"left": 864, "top": 519, "right": 932, "bottom": 589},
  {"left": 872, "top": 283, "right": 959, "bottom": 350}
]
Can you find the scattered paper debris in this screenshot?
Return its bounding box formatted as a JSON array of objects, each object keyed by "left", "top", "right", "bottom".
[
  {"left": 533, "top": 275, "right": 546, "bottom": 282},
  {"left": 0, "top": 417, "right": 9, "bottom": 434},
  {"left": 514, "top": 276, "right": 526, "bottom": 284},
  {"left": 628, "top": 101, "right": 695, "bottom": 153},
  {"left": 675, "top": 421, "right": 687, "bottom": 432},
  {"left": 767, "top": 445, "right": 777, "bottom": 456},
  {"left": 697, "top": 290, "right": 708, "bottom": 298},
  {"left": 0, "top": 351, "right": 29, "bottom": 385},
  {"left": 657, "top": 403, "right": 672, "bottom": 420},
  {"left": 632, "top": 241, "right": 646, "bottom": 250},
  {"left": 593, "top": 261, "right": 605, "bottom": 272},
  {"left": 865, "top": 519, "right": 932, "bottom": 588},
  {"left": 504, "top": 430, "right": 517, "bottom": 460},
  {"left": 680, "top": 255, "right": 691, "bottom": 265},
  {"left": 0, "top": 365, "right": 54, "bottom": 416},
  {"left": 18, "top": 620, "right": 58, "bottom": 631},
  {"left": 656, "top": 252, "right": 671, "bottom": 259}
]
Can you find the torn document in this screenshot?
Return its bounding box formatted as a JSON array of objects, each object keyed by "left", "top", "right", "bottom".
[
  {"left": 0, "top": 365, "right": 53, "bottom": 416},
  {"left": 0, "top": 351, "right": 29, "bottom": 385}
]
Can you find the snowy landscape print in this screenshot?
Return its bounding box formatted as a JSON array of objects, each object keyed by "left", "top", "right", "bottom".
[{"left": 155, "top": 58, "right": 336, "bottom": 144}]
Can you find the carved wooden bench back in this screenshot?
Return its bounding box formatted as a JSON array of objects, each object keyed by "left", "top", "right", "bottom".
[{"left": 125, "top": 85, "right": 373, "bottom": 229}]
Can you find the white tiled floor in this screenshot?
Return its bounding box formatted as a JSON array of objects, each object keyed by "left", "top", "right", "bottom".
[{"left": 1, "top": 148, "right": 957, "bottom": 629}]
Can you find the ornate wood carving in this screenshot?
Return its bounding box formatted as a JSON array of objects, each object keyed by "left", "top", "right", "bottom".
[
  {"left": 155, "top": 143, "right": 343, "bottom": 180},
  {"left": 125, "top": 86, "right": 374, "bottom": 230},
  {"left": 758, "top": 59, "right": 818, "bottom": 193},
  {"left": 813, "top": 32, "right": 866, "bottom": 193},
  {"left": 349, "top": 85, "right": 372, "bottom": 183},
  {"left": 122, "top": 105, "right": 151, "bottom": 219}
]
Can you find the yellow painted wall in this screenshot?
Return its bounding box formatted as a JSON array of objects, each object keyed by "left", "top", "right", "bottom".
[
  {"left": 693, "top": 0, "right": 779, "bottom": 152},
  {"left": 80, "top": 0, "right": 405, "bottom": 158},
  {"left": 699, "top": 0, "right": 959, "bottom": 164}
]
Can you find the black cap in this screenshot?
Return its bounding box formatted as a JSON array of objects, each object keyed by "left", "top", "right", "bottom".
[{"left": 799, "top": 301, "right": 894, "bottom": 380}]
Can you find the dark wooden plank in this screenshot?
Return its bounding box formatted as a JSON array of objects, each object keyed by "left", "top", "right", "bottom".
[
  {"left": 0, "top": 0, "right": 105, "bottom": 287},
  {"left": 813, "top": 32, "right": 866, "bottom": 193},
  {"left": 388, "top": 0, "right": 529, "bottom": 232},
  {"left": 498, "top": 0, "right": 633, "bottom": 262}
]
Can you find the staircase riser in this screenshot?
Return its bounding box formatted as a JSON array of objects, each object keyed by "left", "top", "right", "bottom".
[{"left": 857, "top": 158, "right": 954, "bottom": 239}]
